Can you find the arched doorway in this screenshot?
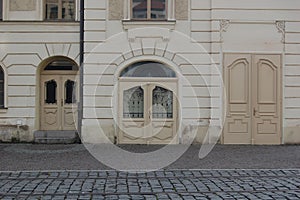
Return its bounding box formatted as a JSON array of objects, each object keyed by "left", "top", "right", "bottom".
[
  {"left": 40, "top": 57, "right": 79, "bottom": 131},
  {"left": 118, "top": 61, "right": 178, "bottom": 144}
]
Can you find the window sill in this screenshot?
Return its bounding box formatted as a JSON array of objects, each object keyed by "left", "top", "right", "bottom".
[
  {"left": 0, "top": 108, "right": 8, "bottom": 113},
  {"left": 122, "top": 20, "right": 176, "bottom": 30}
]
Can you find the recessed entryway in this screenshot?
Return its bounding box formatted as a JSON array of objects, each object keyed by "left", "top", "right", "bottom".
[
  {"left": 118, "top": 61, "right": 178, "bottom": 144},
  {"left": 40, "top": 58, "right": 79, "bottom": 131},
  {"left": 223, "top": 54, "right": 282, "bottom": 144}
]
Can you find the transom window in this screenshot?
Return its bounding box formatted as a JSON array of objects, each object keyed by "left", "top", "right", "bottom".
[
  {"left": 44, "top": 59, "right": 78, "bottom": 71},
  {"left": 45, "top": 0, "right": 75, "bottom": 21},
  {"left": 120, "top": 61, "right": 176, "bottom": 77},
  {"left": 132, "top": 0, "right": 166, "bottom": 20},
  {"left": 0, "top": 66, "right": 5, "bottom": 108}
]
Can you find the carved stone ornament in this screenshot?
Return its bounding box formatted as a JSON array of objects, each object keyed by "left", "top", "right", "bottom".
[
  {"left": 276, "top": 21, "right": 285, "bottom": 43},
  {"left": 220, "top": 20, "right": 230, "bottom": 32},
  {"left": 220, "top": 20, "right": 230, "bottom": 42}
]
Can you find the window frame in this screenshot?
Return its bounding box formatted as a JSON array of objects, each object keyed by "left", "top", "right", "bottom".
[
  {"left": 131, "top": 0, "right": 168, "bottom": 20},
  {"left": 44, "top": 0, "right": 76, "bottom": 21},
  {"left": 0, "top": 65, "right": 7, "bottom": 110},
  {"left": 123, "top": 0, "right": 176, "bottom": 22},
  {"left": 0, "top": 0, "right": 2, "bottom": 21}
]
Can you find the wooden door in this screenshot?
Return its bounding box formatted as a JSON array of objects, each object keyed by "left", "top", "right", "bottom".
[
  {"left": 224, "top": 54, "right": 252, "bottom": 144},
  {"left": 119, "top": 81, "right": 177, "bottom": 144},
  {"left": 223, "top": 54, "right": 281, "bottom": 144},
  {"left": 41, "top": 75, "right": 61, "bottom": 130},
  {"left": 61, "top": 76, "right": 78, "bottom": 130},
  {"left": 41, "top": 75, "right": 77, "bottom": 130},
  {"left": 149, "top": 83, "right": 177, "bottom": 144},
  {"left": 252, "top": 55, "right": 281, "bottom": 144}
]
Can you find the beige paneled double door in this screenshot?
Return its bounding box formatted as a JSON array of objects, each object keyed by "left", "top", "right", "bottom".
[
  {"left": 223, "top": 54, "right": 282, "bottom": 144},
  {"left": 40, "top": 75, "right": 78, "bottom": 130}
]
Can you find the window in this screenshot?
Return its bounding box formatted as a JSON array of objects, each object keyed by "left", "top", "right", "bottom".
[
  {"left": 152, "top": 86, "right": 173, "bottom": 118},
  {"left": 0, "top": 0, "right": 2, "bottom": 21},
  {"left": 65, "top": 80, "right": 76, "bottom": 104},
  {"left": 45, "top": 0, "right": 75, "bottom": 21},
  {"left": 0, "top": 67, "right": 4, "bottom": 108},
  {"left": 45, "top": 80, "right": 57, "bottom": 104},
  {"left": 132, "top": 0, "right": 166, "bottom": 20},
  {"left": 123, "top": 86, "right": 144, "bottom": 118},
  {"left": 120, "top": 61, "right": 176, "bottom": 77},
  {"left": 44, "top": 59, "right": 78, "bottom": 71}
]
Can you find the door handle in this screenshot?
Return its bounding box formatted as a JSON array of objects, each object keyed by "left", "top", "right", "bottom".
[
  {"left": 253, "top": 108, "right": 257, "bottom": 116},
  {"left": 61, "top": 99, "right": 63, "bottom": 107}
]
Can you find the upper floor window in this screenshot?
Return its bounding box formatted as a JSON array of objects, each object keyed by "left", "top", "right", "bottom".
[
  {"left": 0, "top": 66, "right": 4, "bottom": 108},
  {"left": 45, "top": 0, "right": 75, "bottom": 21},
  {"left": 0, "top": 0, "right": 2, "bottom": 21},
  {"left": 132, "top": 0, "right": 166, "bottom": 20}
]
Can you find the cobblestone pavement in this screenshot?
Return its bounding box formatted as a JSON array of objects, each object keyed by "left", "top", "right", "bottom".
[{"left": 0, "top": 169, "right": 299, "bottom": 200}]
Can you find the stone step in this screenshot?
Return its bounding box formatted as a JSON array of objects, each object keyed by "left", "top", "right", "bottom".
[{"left": 34, "top": 131, "right": 80, "bottom": 144}]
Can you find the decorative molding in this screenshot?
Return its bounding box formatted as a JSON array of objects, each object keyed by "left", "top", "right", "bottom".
[
  {"left": 109, "top": 0, "right": 124, "bottom": 20},
  {"left": 275, "top": 21, "right": 285, "bottom": 43},
  {"left": 9, "top": 0, "right": 36, "bottom": 11},
  {"left": 122, "top": 20, "right": 176, "bottom": 30},
  {"left": 220, "top": 20, "right": 230, "bottom": 42},
  {"left": 175, "top": 0, "right": 188, "bottom": 20}
]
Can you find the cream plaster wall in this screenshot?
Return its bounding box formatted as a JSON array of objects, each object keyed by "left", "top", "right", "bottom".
[
  {"left": 0, "top": 0, "right": 299, "bottom": 144},
  {"left": 83, "top": 0, "right": 300, "bottom": 144},
  {"left": 0, "top": 22, "right": 79, "bottom": 142}
]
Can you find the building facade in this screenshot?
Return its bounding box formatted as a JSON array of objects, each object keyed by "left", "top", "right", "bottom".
[{"left": 0, "top": 0, "right": 299, "bottom": 144}]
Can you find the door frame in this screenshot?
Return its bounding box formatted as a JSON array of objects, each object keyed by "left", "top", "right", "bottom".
[
  {"left": 38, "top": 57, "right": 79, "bottom": 131},
  {"left": 222, "top": 53, "right": 283, "bottom": 144},
  {"left": 118, "top": 77, "right": 178, "bottom": 144}
]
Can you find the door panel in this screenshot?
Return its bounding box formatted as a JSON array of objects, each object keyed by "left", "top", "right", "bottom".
[
  {"left": 223, "top": 54, "right": 282, "bottom": 144},
  {"left": 41, "top": 76, "right": 61, "bottom": 130},
  {"left": 252, "top": 55, "right": 281, "bottom": 144},
  {"left": 119, "top": 83, "right": 146, "bottom": 144},
  {"left": 119, "top": 81, "right": 177, "bottom": 144},
  {"left": 224, "top": 54, "right": 252, "bottom": 144},
  {"left": 149, "top": 84, "right": 177, "bottom": 144},
  {"left": 62, "top": 76, "right": 77, "bottom": 130}
]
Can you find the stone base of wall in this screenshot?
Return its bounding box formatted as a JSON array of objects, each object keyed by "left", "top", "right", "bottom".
[
  {"left": 81, "top": 124, "right": 115, "bottom": 144},
  {"left": 0, "top": 125, "right": 32, "bottom": 142},
  {"left": 34, "top": 131, "right": 80, "bottom": 144},
  {"left": 182, "top": 125, "right": 221, "bottom": 144},
  {"left": 284, "top": 127, "right": 300, "bottom": 144}
]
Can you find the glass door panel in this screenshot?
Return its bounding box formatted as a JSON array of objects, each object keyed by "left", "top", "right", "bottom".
[
  {"left": 152, "top": 86, "right": 173, "bottom": 119},
  {"left": 45, "top": 80, "right": 57, "bottom": 104},
  {"left": 64, "top": 79, "right": 76, "bottom": 104},
  {"left": 123, "top": 86, "right": 144, "bottom": 118}
]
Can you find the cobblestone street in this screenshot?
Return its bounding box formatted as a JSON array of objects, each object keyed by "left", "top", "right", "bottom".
[
  {"left": 0, "top": 144, "right": 299, "bottom": 199},
  {"left": 0, "top": 169, "right": 299, "bottom": 200}
]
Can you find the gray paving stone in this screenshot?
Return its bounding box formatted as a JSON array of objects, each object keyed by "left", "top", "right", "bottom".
[{"left": 0, "top": 169, "right": 298, "bottom": 200}]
